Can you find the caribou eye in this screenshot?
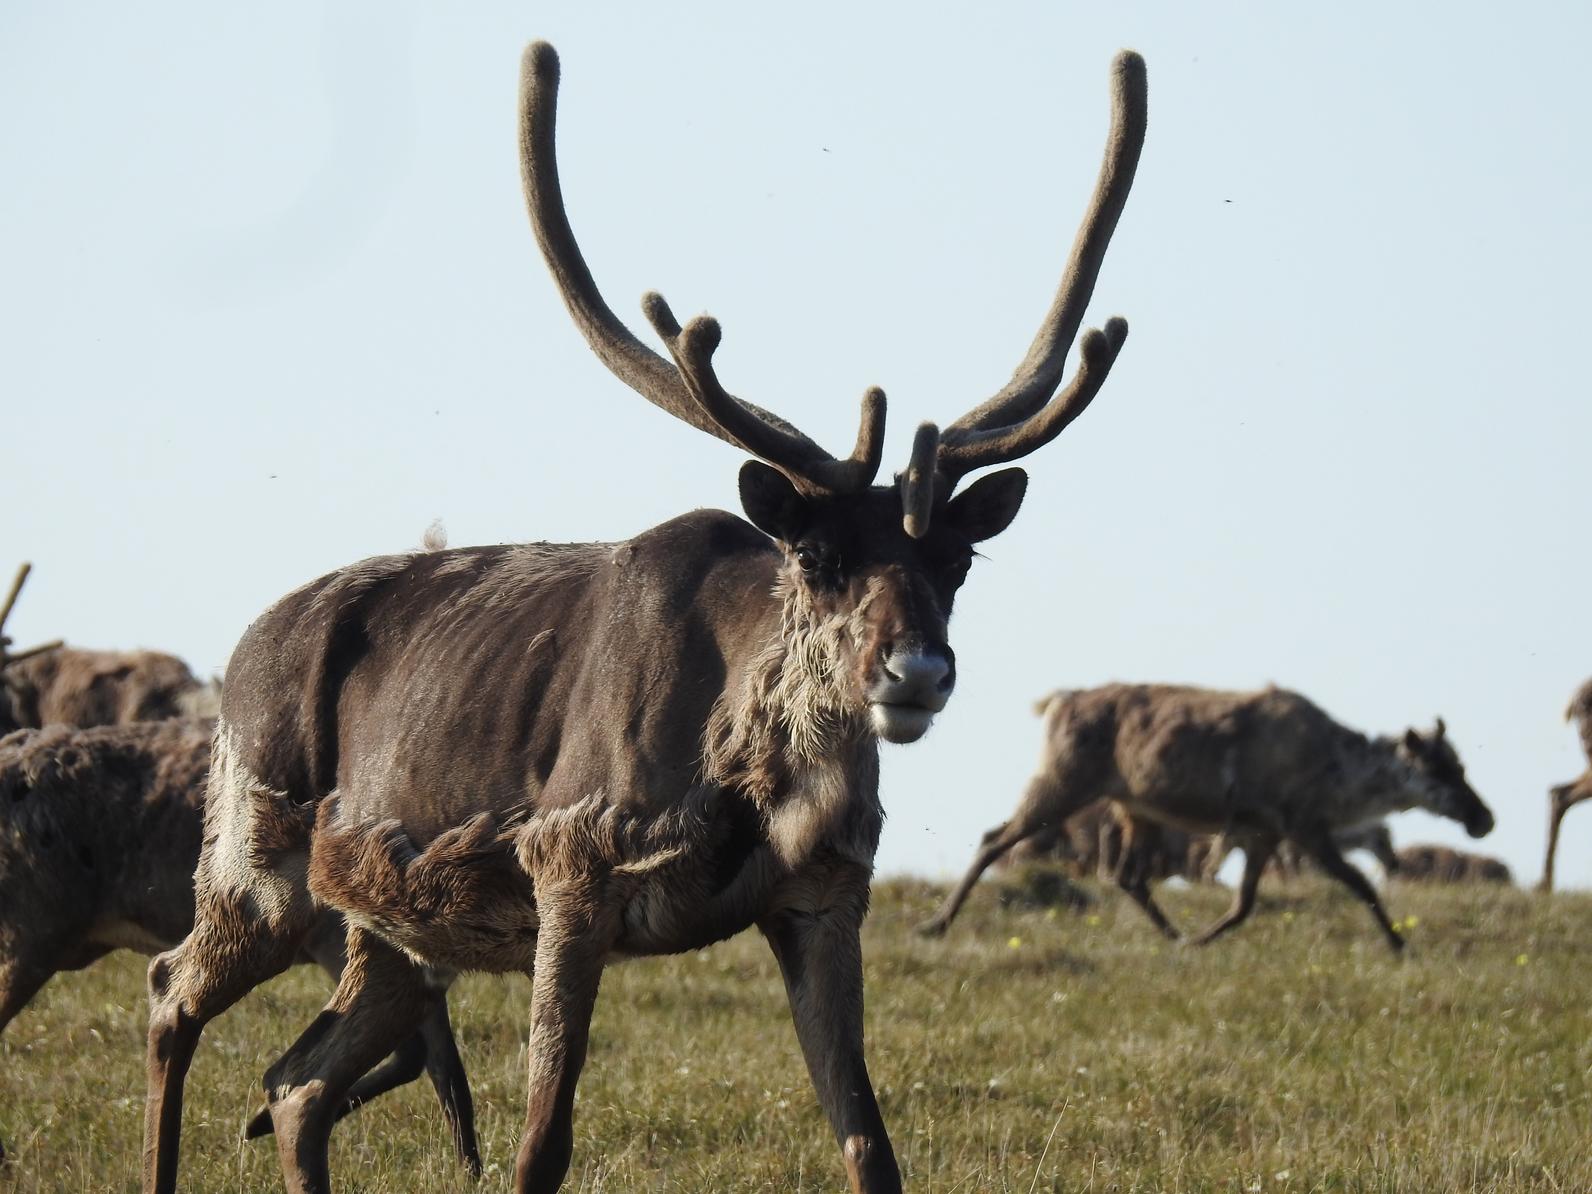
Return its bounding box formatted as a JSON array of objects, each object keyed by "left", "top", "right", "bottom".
[{"left": 794, "top": 546, "right": 821, "bottom": 574}]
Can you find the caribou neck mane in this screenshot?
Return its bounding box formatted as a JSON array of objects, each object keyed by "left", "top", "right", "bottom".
[
  {"left": 702, "top": 569, "right": 875, "bottom": 809},
  {"left": 1334, "top": 732, "right": 1435, "bottom": 819}
]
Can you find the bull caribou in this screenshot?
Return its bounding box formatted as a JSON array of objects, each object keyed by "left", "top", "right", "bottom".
[
  {"left": 0, "top": 719, "right": 479, "bottom": 1171},
  {"left": 920, "top": 684, "right": 1494, "bottom": 951},
  {"left": 0, "top": 563, "right": 212, "bottom": 734},
  {"left": 142, "top": 41, "right": 1147, "bottom": 1194},
  {"left": 1540, "top": 677, "right": 1592, "bottom": 892}
]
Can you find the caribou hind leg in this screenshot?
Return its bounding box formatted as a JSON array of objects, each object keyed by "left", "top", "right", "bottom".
[
  {"left": 143, "top": 735, "right": 319, "bottom": 1194},
  {"left": 1112, "top": 822, "right": 1182, "bottom": 941},
  {"left": 244, "top": 914, "right": 482, "bottom": 1175},
  {"left": 144, "top": 892, "right": 315, "bottom": 1193},
  {"left": 242, "top": 1002, "right": 481, "bottom": 1177},
  {"left": 1189, "top": 835, "right": 1278, "bottom": 946},
  {"left": 917, "top": 774, "right": 1095, "bottom": 936},
  {"left": 261, "top": 927, "right": 443, "bottom": 1194},
  {"left": 1298, "top": 831, "right": 1405, "bottom": 954}
]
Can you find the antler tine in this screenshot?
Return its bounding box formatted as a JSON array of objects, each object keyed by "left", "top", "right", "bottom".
[
  {"left": 0, "top": 563, "right": 64, "bottom": 671},
  {"left": 899, "top": 423, "right": 941, "bottom": 538},
  {"left": 937, "top": 317, "right": 1127, "bottom": 482},
  {"left": 939, "top": 50, "right": 1146, "bottom": 455},
  {"left": 642, "top": 292, "right": 886, "bottom": 493},
  {"left": 1, "top": 639, "right": 63, "bottom": 668},
  {"left": 519, "top": 42, "right": 728, "bottom": 445},
  {"left": 520, "top": 42, "right": 886, "bottom": 494},
  {"left": 0, "top": 563, "right": 31, "bottom": 639}
]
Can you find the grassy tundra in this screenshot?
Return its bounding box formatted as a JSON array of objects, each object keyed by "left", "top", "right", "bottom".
[{"left": 3, "top": 878, "right": 1588, "bottom": 1193}]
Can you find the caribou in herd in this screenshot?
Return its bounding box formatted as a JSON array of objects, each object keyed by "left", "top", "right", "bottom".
[
  {"left": 0, "top": 719, "right": 480, "bottom": 1171},
  {"left": 1540, "top": 677, "right": 1592, "bottom": 893},
  {"left": 1392, "top": 844, "right": 1512, "bottom": 885},
  {"left": 0, "top": 563, "right": 216, "bottom": 734},
  {"left": 919, "top": 684, "right": 1495, "bottom": 951},
  {"left": 140, "top": 41, "right": 1147, "bottom": 1194}
]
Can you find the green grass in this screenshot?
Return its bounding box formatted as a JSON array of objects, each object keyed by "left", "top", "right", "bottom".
[{"left": 4, "top": 878, "right": 1590, "bottom": 1192}]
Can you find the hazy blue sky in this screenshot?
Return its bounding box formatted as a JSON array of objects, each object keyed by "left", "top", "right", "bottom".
[{"left": 4, "top": 2, "right": 1588, "bottom": 889}]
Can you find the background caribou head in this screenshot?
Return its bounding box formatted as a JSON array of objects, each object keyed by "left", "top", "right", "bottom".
[
  {"left": 1396, "top": 719, "right": 1495, "bottom": 838},
  {"left": 520, "top": 43, "right": 1145, "bottom": 745}
]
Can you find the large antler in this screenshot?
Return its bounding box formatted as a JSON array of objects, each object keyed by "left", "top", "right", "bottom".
[
  {"left": 0, "top": 563, "right": 63, "bottom": 669},
  {"left": 518, "top": 42, "right": 884, "bottom": 494},
  {"left": 901, "top": 50, "right": 1146, "bottom": 532}
]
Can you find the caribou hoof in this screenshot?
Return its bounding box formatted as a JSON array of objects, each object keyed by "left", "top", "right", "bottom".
[{"left": 915, "top": 918, "right": 948, "bottom": 939}]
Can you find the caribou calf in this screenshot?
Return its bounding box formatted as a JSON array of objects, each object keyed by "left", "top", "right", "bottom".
[
  {"left": 0, "top": 719, "right": 480, "bottom": 1172},
  {"left": 921, "top": 684, "right": 1494, "bottom": 951}
]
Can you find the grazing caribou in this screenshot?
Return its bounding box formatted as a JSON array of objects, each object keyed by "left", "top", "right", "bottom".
[
  {"left": 0, "top": 719, "right": 481, "bottom": 1173},
  {"left": 141, "top": 41, "right": 1146, "bottom": 1194},
  {"left": 920, "top": 684, "right": 1494, "bottom": 951},
  {"left": 1540, "top": 677, "right": 1592, "bottom": 892},
  {"left": 0, "top": 563, "right": 212, "bottom": 734},
  {"left": 1392, "top": 844, "right": 1511, "bottom": 885}
]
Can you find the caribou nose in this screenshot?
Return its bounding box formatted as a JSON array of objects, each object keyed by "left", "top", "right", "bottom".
[{"left": 878, "top": 646, "right": 954, "bottom": 709}]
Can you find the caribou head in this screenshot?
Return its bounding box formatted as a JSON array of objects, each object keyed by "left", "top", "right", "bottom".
[
  {"left": 1397, "top": 718, "right": 1495, "bottom": 838},
  {"left": 520, "top": 42, "right": 1145, "bottom": 746}
]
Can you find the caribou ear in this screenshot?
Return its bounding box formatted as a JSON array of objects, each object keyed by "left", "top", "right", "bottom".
[
  {"left": 1402, "top": 728, "right": 1425, "bottom": 755},
  {"left": 943, "top": 468, "right": 1028, "bottom": 543},
  {"left": 739, "top": 461, "right": 811, "bottom": 545},
  {"left": 1434, "top": 716, "right": 1447, "bottom": 739}
]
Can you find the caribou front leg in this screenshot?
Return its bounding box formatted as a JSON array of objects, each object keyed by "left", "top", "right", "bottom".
[
  {"left": 1299, "top": 830, "right": 1405, "bottom": 954},
  {"left": 513, "top": 882, "right": 611, "bottom": 1194},
  {"left": 1189, "top": 834, "right": 1278, "bottom": 946},
  {"left": 763, "top": 864, "right": 901, "bottom": 1194}
]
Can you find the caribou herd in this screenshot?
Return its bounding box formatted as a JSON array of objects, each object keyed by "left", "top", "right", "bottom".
[{"left": 0, "top": 37, "right": 1583, "bottom": 1194}]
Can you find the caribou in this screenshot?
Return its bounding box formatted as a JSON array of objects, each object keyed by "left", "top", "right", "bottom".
[
  {"left": 1392, "top": 843, "right": 1511, "bottom": 885},
  {"left": 0, "top": 719, "right": 481, "bottom": 1172},
  {"left": 919, "top": 684, "right": 1494, "bottom": 951},
  {"left": 0, "top": 563, "right": 213, "bottom": 734},
  {"left": 141, "top": 40, "right": 1147, "bottom": 1194},
  {"left": 1540, "top": 677, "right": 1592, "bottom": 892}
]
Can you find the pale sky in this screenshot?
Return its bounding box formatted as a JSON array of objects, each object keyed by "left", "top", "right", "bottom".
[{"left": 4, "top": 2, "right": 1589, "bottom": 888}]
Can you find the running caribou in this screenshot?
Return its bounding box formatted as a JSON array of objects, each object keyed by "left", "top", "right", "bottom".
[
  {"left": 1540, "top": 677, "right": 1592, "bottom": 892},
  {"left": 0, "top": 719, "right": 480, "bottom": 1172},
  {"left": 919, "top": 684, "right": 1494, "bottom": 951},
  {"left": 142, "top": 41, "right": 1147, "bottom": 1194}
]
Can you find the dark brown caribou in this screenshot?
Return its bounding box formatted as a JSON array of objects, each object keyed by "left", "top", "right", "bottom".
[
  {"left": 141, "top": 41, "right": 1146, "bottom": 1194},
  {"left": 0, "top": 563, "right": 212, "bottom": 734},
  {"left": 920, "top": 684, "right": 1494, "bottom": 951},
  {"left": 1540, "top": 677, "right": 1592, "bottom": 892},
  {"left": 0, "top": 719, "right": 480, "bottom": 1172}
]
